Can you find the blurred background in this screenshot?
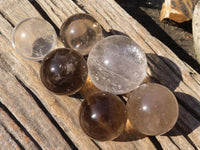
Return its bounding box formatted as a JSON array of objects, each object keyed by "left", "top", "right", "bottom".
[{"left": 115, "top": 0, "right": 200, "bottom": 72}]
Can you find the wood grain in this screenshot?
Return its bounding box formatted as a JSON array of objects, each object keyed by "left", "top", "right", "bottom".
[
  {"left": 0, "top": 1, "right": 101, "bottom": 149},
  {"left": 36, "top": 0, "right": 200, "bottom": 149},
  {"left": 0, "top": 0, "right": 200, "bottom": 149},
  {"left": 0, "top": 107, "right": 38, "bottom": 150},
  {"left": 0, "top": 0, "right": 156, "bottom": 149},
  {"left": 0, "top": 50, "right": 71, "bottom": 149},
  {"left": 0, "top": 124, "right": 21, "bottom": 150}
]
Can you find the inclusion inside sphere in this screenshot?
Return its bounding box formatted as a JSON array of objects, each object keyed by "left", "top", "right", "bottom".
[
  {"left": 79, "top": 92, "right": 127, "bottom": 141},
  {"left": 127, "top": 83, "right": 179, "bottom": 136},
  {"left": 87, "top": 35, "right": 147, "bottom": 95},
  {"left": 60, "top": 13, "right": 102, "bottom": 55},
  {"left": 40, "top": 48, "right": 88, "bottom": 95},
  {"left": 12, "top": 17, "right": 57, "bottom": 61}
]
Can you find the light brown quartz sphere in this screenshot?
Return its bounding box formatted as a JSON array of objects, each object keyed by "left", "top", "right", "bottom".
[
  {"left": 127, "top": 83, "right": 179, "bottom": 136},
  {"left": 60, "top": 13, "right": 102, "bottom": 55}
]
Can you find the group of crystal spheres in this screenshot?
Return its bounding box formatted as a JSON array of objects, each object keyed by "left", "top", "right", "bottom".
[{"left": 12, "top": 13, "right": 179, "bottom": 141}]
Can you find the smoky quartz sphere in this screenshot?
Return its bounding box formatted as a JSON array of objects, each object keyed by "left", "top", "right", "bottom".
[
  {"left": 79, "top": 92, "right": 127, "bottom": 141},
  {"left": 12, "top": 18, "right": 57, "bottom": 61},
  {"left": 87, "top": 35, "right": 147, "bottom": 95},
  {"left": 60, "top": 13, "right": 102, "bottom": 55},
  {"left": 127, "top": 83, "right": 179, "bottom": 136},
  {"left": 40, "top": 48, "right": 88, "bottom": 95}
]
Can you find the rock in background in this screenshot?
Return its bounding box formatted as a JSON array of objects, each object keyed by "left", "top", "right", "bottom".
[
  {"left": 116, "top": 0, "right": 199, "bottom": 71},
  {"left": 161, "top": 0, "right": 198, "bottom": 23}
]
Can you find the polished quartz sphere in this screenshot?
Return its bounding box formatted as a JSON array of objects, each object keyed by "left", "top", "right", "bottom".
[
  {"left": 79, "top": 92, "right": 127, "bottom": 141},
  {"left": 127, "top": 83, "right": 179, "bottom": 136},
  {"left": 40, "top": 48, "right": 88, "bottom": 95},
  {"left": 60, "top": 13, "right": 102, "bottom": 55},
  {"left": 87, "top": 35, "right": 147, "bottom": 95},
  {"left": 12, "top": 18, "right": 57, "bottom": 61}
]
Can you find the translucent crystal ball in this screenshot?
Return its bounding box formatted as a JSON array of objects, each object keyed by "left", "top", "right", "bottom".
[
  {"left": 79, "top": 92, "right": 127, "bottom": 141},
  {"left": 40, "top": 48, "right": 88, "bottom": 95},
  {"left": 12, "top": 18, "right": 57, "bottom": 61},
  {"left": 60, "top": 13, "right": 102, "bottom": 55},
  {"left": 127, "top": 83, "right": 179, "bottom": 136},
  {"left": 87, "top": 35, "right": 147, "bottom": 95}
]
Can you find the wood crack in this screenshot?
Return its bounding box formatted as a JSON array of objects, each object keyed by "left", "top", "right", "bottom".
[
  {"left": 0, "top": 101, "right": 42, "bottom": 150},
  {"left": 91, "top": 140, "right": 102, "bottom": 150},
  {"left": 168, "top": 137, "right": 181, "bottom": 150},
  {"left": 0, "top": 123, "right": 25, "bottom": 150},
  {"left": 71, "top": 0, "right": 88, "bottom": 13},
  {"left": 28, "top": 0, "right": 59, "bottom": 34},
  {"left": 44, "top": 0, "right": 63, "bottom": 23},
  {"left": 15, "top": 76, "right": 78, "bottom": 150},
  {"left": 177, "top": 97, "right": 200, "bottom": 122},
  {"left": 149, "top": 136, "right": 163, "bottom": 150},
  {"left": 175, "top": 123, "right": 198, "bottom": 150},
  {"left": 0, "top": 11, "right": 14, "bottom": 27}
]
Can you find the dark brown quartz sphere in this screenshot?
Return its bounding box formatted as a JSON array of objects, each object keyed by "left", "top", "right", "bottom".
[
  {"left": 40, "top": 48, "right": 88, "bottom": 95},
  {"left": 79, "top": 92, "right": 127, "bottom": 141}
]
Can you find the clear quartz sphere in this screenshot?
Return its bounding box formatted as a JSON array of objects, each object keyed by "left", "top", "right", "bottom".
[
  {"left": 12, "top": 18, "right": 57, "bottom": 61},
  {"left": 60, "top": 13, "right": 102, "bottom": 55},
  {"left": 87, "top": 35, "right": 147, "bottom": 95},
  {"left": 127, "top": 83, "right": 179, "bottom": 136}
]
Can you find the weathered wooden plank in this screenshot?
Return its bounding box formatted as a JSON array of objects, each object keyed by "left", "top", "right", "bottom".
[
  {"left": 30, "top": 0, "right": 84, "bottom": 28},
  {"left": 0, "top": 1, "right": 100, "bottom": 149},
  {"left": 0, "top": 124, "right": 21, "bottom": 150},
  {"left": 0, "top": 14, "right": 72, "bottom": 148},
  {"left": 0, "top": 107, "right": 38, "bottom": 149},
  {"left": 0, "top": 35, "right": 99, "bottom": 150},
  {"left": 178, "top": 105, "right": 200, "bottom": 149},
  {"left": 0, "top": 0, "right": 200, "bottom": 149},
  {"left": 72, "top": 0, "right": 200, "bottom": 132},
  {"left": 35, "top": 0, "right": 200, "bottom": 149},
  {"left": 156, "top": 135, "right": 179, "bottom": 150},
  {"left": 156, "top": 104, "right": 199, "bottom": 150},
  {"left": 0, "top": 0, "right": 41, "bottom": 24},
  {"left": 0, "top": 57, "right": 72, "bottom": 149},
  {"left": 36, "top": 0, "right": 200, "bottom": 116},
  {"left": 0, "top": 19, "right": 156, "bottom": 150},
  {"left": 165, "top": 128, "right": 195, "bottom": 150},
  {"left": 0, "top": 0, "right": 157, "bottom": 150},
  {"left": 37, "top": 0, "right": 199, "bottom": 147},
  {"left": 73, "top": 0, "right": 200, "bottom": 99}
]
